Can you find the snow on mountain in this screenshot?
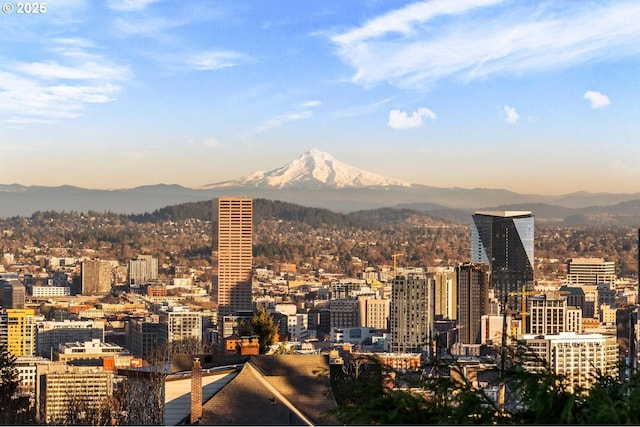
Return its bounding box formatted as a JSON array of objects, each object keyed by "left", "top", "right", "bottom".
[{"left": 203, "top": 148, "right": 412, "bottom": 189}]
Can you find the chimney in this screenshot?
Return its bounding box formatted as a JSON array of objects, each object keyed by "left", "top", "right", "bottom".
[{"left": 190, "top": 358, "right": 202, "bottom": 424}]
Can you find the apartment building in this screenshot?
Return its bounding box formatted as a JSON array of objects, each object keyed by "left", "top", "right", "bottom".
[
  {"left": 520, "top": 332, "right": 618, "bottom": 394},
  {"left": 0, "top": 308, "right": 36, "bottom": 356}
]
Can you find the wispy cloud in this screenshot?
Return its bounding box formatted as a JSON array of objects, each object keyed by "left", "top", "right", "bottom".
[
  {"left": 298, "top": 100, "right": 322, "bottom": 108},
  {"left": 107, "top": 0, "right": 162, "bottom": 12},
  {"left": 0, "top": 39, "right": 130, "bottom": 124},
  {"left": 388, "top": 107, "right": 436, "bottom": 130},
  {"left": 187, "top": 50, "right": 251, "bottom": 71},
  {"left": 254, "top": 99, "right": 321, "bottom": 132},
  {"left": 257, "top": 111, "right": 313, "bottom": 133},
  {"left": 113, "top": 15, "right": 182, "bottom": 38},
  {"left": 584, "top": 90, "right": 611, "bottom": 109},
  {"left": 330, "top": 1, "right": 640, "bottom": 89},
  {"left": 504, "top": 105, "right": 519, "bottom": 124},
  {"left": 111, "top": 2, "right": 224, "bottom": 40},
  {"left": 335, "top": 97, "right": 393, "bottom": 117}
]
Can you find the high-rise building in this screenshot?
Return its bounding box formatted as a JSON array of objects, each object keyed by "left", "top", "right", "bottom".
[
  {"left": 471, "top": 210, "right": 534, "bottom": 311},
  {"left": 357, "top": 294, "right": 390, "bottom": 330},
  {"left": 128, "top": 254, "right": 159, "bottom": 285},
  {"left": 529, "top": 292, "right": 568, "bottom": 335},
  {"left": 1, "top": 279, "right": 25, "bottom": 309},
  {"left": 158, "top": 305, "right": 203, "bottom": 349},
  {"left": 0, "top": 308, "right": 36, "bottom": 356},
  {"left": 80, "top": 260, "right": 113, "bottom": 295},
  {"left": 520, "top": 332, "right": 618, "bottom": 394},
  {"left": 214, "top": 197, "right": 253, "bottom": 317},
  {"left": 390, "top": 269, "right": 432, "bottom": 354},
  {"left": 566, "top": 257, "right": 616, "bottom": 285},
  {"left": 456, "top": 263, "right": 490, "bottom": 345},
  {"left": 125, "top": 315, "right": 161, "bottom": 361},
  {"left": 428, "top": 266, "right": 457, "bottom": 320},
  {"left": 329, "top": 299, "right": 359, "bottom": 329}
]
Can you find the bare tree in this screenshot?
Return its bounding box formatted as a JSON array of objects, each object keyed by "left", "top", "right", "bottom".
[
  {"left": 49, "top": 388, "right": 120, "bottom": 426},
  {"left": 120, "top": 343, "right": 170, "bottom": 425}
]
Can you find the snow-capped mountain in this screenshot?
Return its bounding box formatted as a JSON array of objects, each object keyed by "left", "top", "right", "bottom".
[{"left": 203, "top": 148, "right": 412, "bottom": 189}]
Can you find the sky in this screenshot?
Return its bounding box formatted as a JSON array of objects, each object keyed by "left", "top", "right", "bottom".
[{"left": 2, "top": 0, "right": 640, "bottom": 195}]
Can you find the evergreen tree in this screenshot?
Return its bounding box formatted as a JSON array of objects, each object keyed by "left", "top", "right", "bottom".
[
  {"left": 0, "top": 343, "right": 33, "bottom": 425},
  {"left": 329, "top": 342, "right": 640, "bottom": 425},
  {"left": 250, "top": 308, "right": 279, "bottom": 354}
]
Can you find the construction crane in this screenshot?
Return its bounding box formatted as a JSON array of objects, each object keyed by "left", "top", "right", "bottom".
[
  {"left": 392, "top": 253, "right": 403, "bottom": 277},
  {"left": 508, "top": 285, "right": 537, "bottom": 334},
  {"left": 498, "top": 285, "right": 537, "bottom": 413}
]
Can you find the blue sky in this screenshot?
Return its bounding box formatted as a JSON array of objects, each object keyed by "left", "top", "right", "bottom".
[{"left": 2, "top": 0, "right": 640, "bottom": 194}]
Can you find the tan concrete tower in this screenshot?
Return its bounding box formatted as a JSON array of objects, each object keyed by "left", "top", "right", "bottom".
[{"left": 215, "top": 197, "right": 253, "bottom": 316}]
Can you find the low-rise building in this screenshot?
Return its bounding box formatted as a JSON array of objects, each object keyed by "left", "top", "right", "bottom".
[
  {"left": 36, "top": 319, "right": 104, "bottom": 358},
  {"left": 53, "top": 339, "right": 128, "bottom": 365}
]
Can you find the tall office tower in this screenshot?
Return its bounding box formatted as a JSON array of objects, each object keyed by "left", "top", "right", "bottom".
[
  {"left": 1, "top": 279, "right": 25, "bottom": 309},
  {"left": 215, "top": 197, "right": 253, "bottom": 317},
  {"left": 391, "top": 269, "right": 432, "bottom": 354},
  {"left": 471, "top": 210, "right": 534, "bottom": 311},
  {"left": 529, "top": 292, "right": 567, "bottom": 335},
  {"left": 80, "top": 260, "right": 112, "bottom": 295},
  {"left": 566, "top": 257, "right": 616, "bottom": 285},
  {"left": 428, "top": 266, "right": 457, "bottom": 320},
  {"left": 128, "top": 254, "right": 159, "bottom": 285},
  {"left": 0, "top": 308, "right": 36, "bottom": 356},
  {"left": 456, "top": 263, "right": 490, "bottom": 345}
]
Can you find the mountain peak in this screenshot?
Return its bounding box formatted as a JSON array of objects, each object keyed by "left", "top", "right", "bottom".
[{"left": 203, "top": 148, "right": 412, "bottom": 189}]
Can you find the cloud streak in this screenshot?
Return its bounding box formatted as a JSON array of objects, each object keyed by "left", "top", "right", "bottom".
[
  {"left": 255, "top": 99, "right": 322, "bottom": 132},
  {"left": 0, "top": 39, "right": 130, "bottom": 124},
  {"left": 107, "top": 0, "right": 162, "bottom": 12},
  {"left": 257, "top": 111, "right": 312, "bottom": 133},
  {"left": 330, "top": 1, "right": 640, "bottom": 89},
  {"left": 188, "top": 50, "right": 251, "bottom": 71},
  {"left": 334, "top": 97, "right": 393, "bottom": 117}
]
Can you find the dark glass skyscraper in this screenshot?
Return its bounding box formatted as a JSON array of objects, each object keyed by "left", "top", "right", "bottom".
[
  {"left": 471, "top": 211, "right": 534, "bottom": 311},
  {"left": 456, "top": 262, "right": 490, "bottom": 344}
]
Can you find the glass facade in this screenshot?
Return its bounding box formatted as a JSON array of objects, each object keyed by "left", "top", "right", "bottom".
[{"left": 471, "top": 211, "right": 534, "bottom": 311}]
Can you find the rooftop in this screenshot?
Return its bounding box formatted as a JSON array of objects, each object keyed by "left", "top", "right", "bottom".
[{"left": 474, "top": 210, "right": 533, "bottom": 217}]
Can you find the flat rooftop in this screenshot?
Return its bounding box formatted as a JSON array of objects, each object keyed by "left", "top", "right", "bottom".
[{"left": 474, "top": 210, "right": 532, "bottom": 217}]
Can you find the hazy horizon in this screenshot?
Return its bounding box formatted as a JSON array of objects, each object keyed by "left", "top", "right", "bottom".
[{"left": 2, "top": 1, "right": 640, "bottom": 195}]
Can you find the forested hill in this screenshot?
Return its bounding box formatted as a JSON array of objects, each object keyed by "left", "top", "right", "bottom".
[{"left": 126, "top": 198, "right": 452, "bottom": 228}]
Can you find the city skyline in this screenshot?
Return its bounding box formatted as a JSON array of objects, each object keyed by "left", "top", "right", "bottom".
[{"left": 2, "top": 0, "right": 640, "bottom": 195}]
